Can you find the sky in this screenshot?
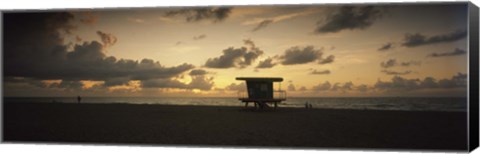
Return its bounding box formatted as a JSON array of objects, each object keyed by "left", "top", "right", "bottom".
[{"left": 2, "top": 3, "right": 470, "bottom": 97}]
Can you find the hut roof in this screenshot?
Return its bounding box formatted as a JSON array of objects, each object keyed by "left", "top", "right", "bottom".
[{"left": 235, "top": 77, "right": 283, "bottom": 82}]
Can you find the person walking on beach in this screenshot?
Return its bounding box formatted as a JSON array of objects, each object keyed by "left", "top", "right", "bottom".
[{"left": 77, "top": 96, "right": 81, "bottom": 104}]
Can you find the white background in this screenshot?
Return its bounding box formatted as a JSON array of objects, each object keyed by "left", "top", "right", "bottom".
[{"left": 1, "top": 0, "right": 479, "bottom": 154}]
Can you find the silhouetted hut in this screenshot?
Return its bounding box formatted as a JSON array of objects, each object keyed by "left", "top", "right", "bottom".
[{"left": 236, "top": 77, "right": 286, "bottom": 110}]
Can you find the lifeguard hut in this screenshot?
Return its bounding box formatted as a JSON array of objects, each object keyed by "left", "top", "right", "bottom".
[{"left": 236, "top": 77, "right": 286, "bottom": 110}]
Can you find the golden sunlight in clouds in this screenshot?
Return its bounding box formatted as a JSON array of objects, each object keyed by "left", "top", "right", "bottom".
[{"left": 3, "top": 4, "right": 469, "bottom": 97}]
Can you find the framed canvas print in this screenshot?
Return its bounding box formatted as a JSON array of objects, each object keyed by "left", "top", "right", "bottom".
[{"left": 1, "top": 1, "right": 479, "bottom": 153}]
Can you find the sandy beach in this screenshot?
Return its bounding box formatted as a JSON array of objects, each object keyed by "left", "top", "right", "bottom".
[{"left": 3, "top": 102, "right": 467, "bottom": 151}]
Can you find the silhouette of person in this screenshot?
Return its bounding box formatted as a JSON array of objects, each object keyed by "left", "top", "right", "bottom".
[
  {"left": 77, "top": 96, "right": 81, "bottom": 104},
  {"left": 309, "top": 103, "right": 313, "bottom": 109}
]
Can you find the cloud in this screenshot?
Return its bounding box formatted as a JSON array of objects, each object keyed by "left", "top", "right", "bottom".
[
  {"left": 374, "top": 73, "right": 467, "bottom": 91},
  {"left": 288, "top": 84, "right": 296, "bottom": 91},
  {"left": 165, "top": 7, "right": 232, "bottom": 23},
  {"left": 312, "top": 81, "right": 332, "bottom": 91},
  {"left": 78, "top": 12, "right": 99, "bottom": 25},
  {"left": 256, "top": 57, "right": 277, "bottom": 69},
  {"left": 225, "top": 82, "right": 246, "bottom": 91},
  {"left": 193, "top": 34, "right": 207, "bottom": 40},
  {"left": 380, "top": 59, "right": 420, "bottom": 68},
  {"left": 380, "top": 59, "right": 397, "bottom": 68},
  {"left": 3, "top": 12, "right": 196, "bottom": 91},
  {"left": 50, "top": 80, "right": 84, "bottom": 90},
  {"left": 400, "top": 61, "right": 421, "bottom": 67},
  {"left": 189, "top": 69, "right": 208, "bottom": 76},
  {"left": 141, "top": 76, "right": 214, "bottom": 91},
  {"left": 381, "top": 70, "right": 413, "bottom": 75},
  {"left": 75, "top": 36, "right": 82, "bottom": 42},
  {"left": 244, "top": 9, "right": 318, "bottom": 32},
  {"left": 277, "top": 46, "right": 335, "bottom": 65},
  {"left": 401, "top": 30, "right": 467, "bottom": 47},
  {"left": 356, "top": 84, "right": 369, "bottom": 92},
  {"left": 103, "top": 77, "right": 131, "bottom": 87},
  {"left": 318, "top": 55, "right": 335, "bottom": 64},
  {"left": 127, "top": 17, "right": 146, "bottom": 23},
  {"left": 141, "top": 79, "right": 189, "bottom": 89},
  {"left": 279, "top": 46, "right": 328, "bottom": 65},
  {"left": 251, "top": 19, "right": 273, "bottom": 32},
  {"left": 428, "top": 48, "right": 466, "bottom": 57},
  {"left": 96, "top": 31, "right": 118, "bottom": 48},
  {"left": 438, "top": 73, "right": 467, "bottom": 88},
  {"left": 299, "top": 86, "right": 307, "bottom": 91},
  {"left": 331, "top": 81, "right": 354, "bottom": 92},
  {"left": 188, "top": 76, "right": 215, "bottom": 90},
  {"left": 378, "top": 43, "right": 393, "bottom": 51},
  {"left": 204, "top": 39, "right": 263, "bottom": 69},
  {"left": 310, "top": 69, "right": 331, "bottom": 75},
  {"left": 315, "top": 6, "right": 384, "bottom": 33}
]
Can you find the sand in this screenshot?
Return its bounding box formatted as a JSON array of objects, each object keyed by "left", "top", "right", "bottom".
[{"left": 3, "top": 102, "right": 468, "bottom": 151}]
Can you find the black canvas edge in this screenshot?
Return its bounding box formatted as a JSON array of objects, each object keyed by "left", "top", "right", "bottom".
[
  {"left": 468, "top": 1, "right": 479, "bottom": 152},
  {"left": 0, "top": 11, "right": 4, "bottom": 143}
]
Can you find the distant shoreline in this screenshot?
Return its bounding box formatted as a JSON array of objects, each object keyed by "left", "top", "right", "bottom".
[{"left": 3, "top": 97, "right": 468, "bottom": 112}]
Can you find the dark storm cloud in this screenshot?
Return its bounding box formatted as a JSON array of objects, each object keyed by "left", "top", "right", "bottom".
[
  {"left": 374, "top": 73, "right": 466, "bottom": 91},
  {"left": 310, "top": 69, "right": 331, "bottom": 75},
  {"left": 193, "top": 34, "right": 207, "bottom": 40},
  {"left": 428, "top": 48, "right": 466, "bottom": 57},
  {"left": 381, "top": 70, "right": 413, "bottom": 75},
  {"left": 256, "top": 58, "right": 277, "bottom": 69},
  {"left": 312, "top": 81, "right": 332, "bottom": 91},
  {"left": 378, "top": 43, "right": 393, "bottom": 51},
  {"left": 165, "top": 7, "right": 232, "bottom": 23},
  {"left": 315, "top": 6, "right": 384, "bottom": 33},
  {"left": 401, "top": 30, "right": 467, "bottom": 47},
  {"left": 318, "top": 55, "right": 335, "bottom": 64},
  {"left": 96, "top": 31, "right": 118, "bottom": 48},
  {"left": 204, "top": 40, "right": 263, "bottom": 69},
  {"left": 251, "top": 19, "right": 273, "bottom": 32},
  {"left": 3, "top": 12, "right": 195, "bottom": 90}
]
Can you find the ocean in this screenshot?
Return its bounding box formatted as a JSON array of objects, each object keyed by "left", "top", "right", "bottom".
[{"left": 4, "top": 97, "right": 467, "bottom": 112}]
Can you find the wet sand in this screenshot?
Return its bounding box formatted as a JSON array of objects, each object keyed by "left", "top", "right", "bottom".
[{"left": 3, "top": 102, "right": 467, "bottom": 151}]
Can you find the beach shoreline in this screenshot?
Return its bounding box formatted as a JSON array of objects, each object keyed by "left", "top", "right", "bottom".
[{"left": 3, "top": 102, "right": 468, "bottom": 151}]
